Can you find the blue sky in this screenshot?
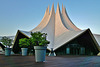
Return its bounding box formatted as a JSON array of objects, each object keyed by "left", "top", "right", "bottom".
[{"left": 0, "top": 0, "right": 100, "bottom": 36}]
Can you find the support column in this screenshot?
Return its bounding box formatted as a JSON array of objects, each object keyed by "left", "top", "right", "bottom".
[
  {"left": 76, "top": 48, "right": 78, "bottom": 55},
  {"left": 48, "top": 48, "right": 56, "bottom": 56}
]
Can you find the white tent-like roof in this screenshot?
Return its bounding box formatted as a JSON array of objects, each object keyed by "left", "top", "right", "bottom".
[{"left": 13, "top": 3, "right": 100, "bottom": 53}]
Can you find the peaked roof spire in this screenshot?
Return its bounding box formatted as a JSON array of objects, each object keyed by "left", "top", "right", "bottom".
[
  {"left": 57, "top": 3, "right": 60, "bottom": 12},
  {"left": 50, "top": 3, "right": 55, "bottom": 14},
  {"left": 45, "top": 5, "right": 49, "bottom": 14},
  {"left": 62, "top": 4, "right": 64, "bottom": 13},
  {"left": 47, "top": 5, "right": 49, "bottom": 13},
  {"left": 62, "top": 3, "right": 63, "bottom": 9},
  {"left": 44, "top": 5, "right": 49, "bottom": 16}
]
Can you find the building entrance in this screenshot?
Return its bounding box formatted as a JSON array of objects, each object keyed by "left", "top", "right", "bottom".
[{"left": 66, "top": 44, "right": 85, "bottom": 55}]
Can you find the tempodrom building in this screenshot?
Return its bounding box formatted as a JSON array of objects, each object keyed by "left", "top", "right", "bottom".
[{"left": 12, "top": 3, "right": 100, "bottom": 55}]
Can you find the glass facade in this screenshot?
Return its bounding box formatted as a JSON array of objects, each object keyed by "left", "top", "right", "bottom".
[
  {"left": 66, "top": 44, "right": 85, "bottom": 55},
  {"left": 55, "top": 31, "right": 99, "bottom": 55}
]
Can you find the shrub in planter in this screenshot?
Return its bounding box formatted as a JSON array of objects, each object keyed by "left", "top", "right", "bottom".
[
  {"left": 30, "top": 32, "right": 50, "bottom": 62},
  {"left": 19, "top": 38, "right": 30, "bottom": 56},
  {"left": 0, "top": 36, "right": 13, "bottom": 56}
]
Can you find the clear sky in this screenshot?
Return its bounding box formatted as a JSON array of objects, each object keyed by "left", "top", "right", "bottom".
[{"left": 0, "top": 0, "right": 100, "bottom": 36}]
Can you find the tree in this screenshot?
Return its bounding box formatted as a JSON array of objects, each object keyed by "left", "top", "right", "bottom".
[
  {"left": 30, "top": 31, "right": 50, "bottom": 46},
  {"left": 0, "top": 36, "right": 13, "bottom": 48},
  {"left": 19, "top": 38, "right": 30, "bottom": 48}
]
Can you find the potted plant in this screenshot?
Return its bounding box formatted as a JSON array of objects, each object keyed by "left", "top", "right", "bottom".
[
  {"left": 0, "top": 36, "right": 13, "bottom": 56},
  {"left": 19, "top": 38, "right": 30, "bottom": 56},
  {"left": 30, "top": 32, "right": 50, "bottom": 62}
]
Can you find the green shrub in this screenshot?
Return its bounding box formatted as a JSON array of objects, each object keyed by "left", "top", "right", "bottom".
[
  {"left": 19, "top": 32, "right": 50, "bottom": 50},
  {"left": 19, "top": 38, "right": 30, "bottom": 48},
  {"left": 30, "top": 32, "right": 50, "bottom": 46},
  {"left": 0, "top": 36, "right": 13, "bottom": 48}
]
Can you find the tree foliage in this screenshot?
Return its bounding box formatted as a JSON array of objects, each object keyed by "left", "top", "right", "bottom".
[
  {"left": 0, "top": 36, "right": 13, "bottom": 48},
  {"left": 19, "top": 32, "right": 50, "bottom": 48},
  {"left": 30, "top": 32, "right": 50, "bottom": 46},
  {"left": 19, "top": 38, "right": 30, "bottom": 48}
]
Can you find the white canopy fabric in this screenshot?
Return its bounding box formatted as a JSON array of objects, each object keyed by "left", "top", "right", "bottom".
[{"left": 14, "top": 3, "right": 100, "bottom": 51}]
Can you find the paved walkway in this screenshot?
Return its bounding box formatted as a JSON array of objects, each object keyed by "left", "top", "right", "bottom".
[{"left": 0, "top": 55, "right": 100, "bottom": 67}]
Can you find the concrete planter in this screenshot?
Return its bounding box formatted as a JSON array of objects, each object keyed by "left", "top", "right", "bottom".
[
  {"left": 34, "top": 46, "right": 47, "bottom": 62},
  {"left": 5, "top": 48, "right": 11, "bottom": 56},
  {"left": 21, "top": 48, "right": 28, "bottom": 56}
]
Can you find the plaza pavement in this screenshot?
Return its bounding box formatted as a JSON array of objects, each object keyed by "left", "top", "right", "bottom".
[{"left": 0, "top": 54, "right": 100, "bottom": 67}]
